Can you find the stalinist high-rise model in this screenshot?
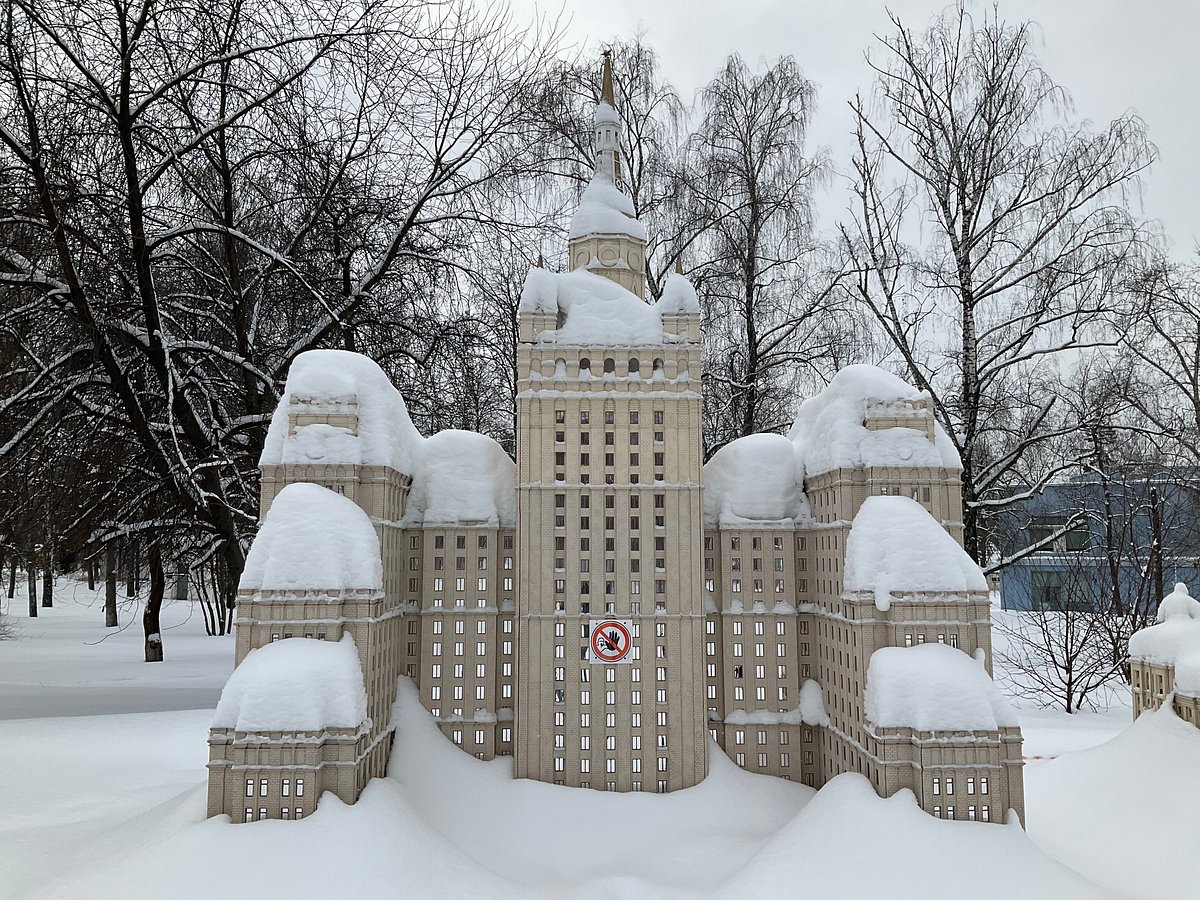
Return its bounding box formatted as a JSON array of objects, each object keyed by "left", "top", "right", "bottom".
[{"left": 207, "top": 52, "right": 1025, "bottom": 825}]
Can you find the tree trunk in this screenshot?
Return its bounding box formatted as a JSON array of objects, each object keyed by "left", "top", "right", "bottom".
[
  {"left": 41, "top": 559, "right": 53, "bottom": 608},
  {"left": 105, "top": 546, "right": 118, "bottom": 628},
  {"left": 7, "top": 558, "right": 16, "bottom": 599},
  {"left": 87, "top": 557, "right": 96, "bottom": 591},
  {"left": 144, "top": 542, "right": 165, "bottom": 663},
  {"left": 27, "top": 560, "right": 38, "bottom": 617},
  {"left": 125, "top": 542, "right": 137, "bottom": 599}
]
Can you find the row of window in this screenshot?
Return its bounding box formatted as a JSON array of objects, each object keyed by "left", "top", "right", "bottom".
[
  {"left": 552, "top": 757, "right": 670, "bottom": 774},
  {"left": 705, "top": 535, "right": 804, "bottom": 551},
  {"left": 932, "top": 805, "right": 990, "bottom": 821},
  {"left": 424, "top": 534, "right": 511, "bottom": 550},
  {"left": 555, "top": 409, "right": 666, "bottom": 425},
  {"left": 245, "top": 807, "right": 303, "bottom": 821},
  {"left": 931, "top": 776, "right": 989, "bottom": 795},
  {"left": 550, "top": 711, "right": 669, "bottom": 728},
  {"left": 426, "top": 555, "right": 510, "bottom": 570},
  {"left": 734, "top": 752, "right": 804, "bottom": 768},
  {"left": 245, "top": 778, "right": 304, "bottom": 798},
  {"left": 552, "top": 689, "right": 671, "bottom": 705}
]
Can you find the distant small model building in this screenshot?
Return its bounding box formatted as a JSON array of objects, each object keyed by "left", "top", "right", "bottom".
[
  {"left": 1128, "top": 582, "right": 1200, "bottom": 727},
  {"left": 207, "top": 55, "right": 1026, "bottom": 826}
]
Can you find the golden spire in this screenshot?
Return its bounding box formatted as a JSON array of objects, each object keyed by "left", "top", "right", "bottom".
[{"left": 601, "top": 49, "right": 615, "bottom": 106}]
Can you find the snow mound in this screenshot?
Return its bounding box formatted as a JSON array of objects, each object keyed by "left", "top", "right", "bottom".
[
  {"left": 1129, "top": 583, "right": 1200, "bottom": 695},
  {"left": 845, "top": 496, "right": 987, "bottom": 611},
  {"left": 520, "top": 267, "right": 663, "bottom": 345},
  {"left": 212, "top": 635, "right": 367, "bottom": 732},
  {"left": 702, "top": 433, "right": 808, "bottom": 526},
  {"left": 788, "top": 365, "right": 959, "bottom": 477},
  {"left": 401, "top": 430, "right": 516, "bottom": 527},
  {"left": 260, "top": 349, "right": 423, "bottom": 473},
  {"left": 1026, "top": 702, "right": 1200, "bottom": 900},
  {"left": 799, "top": 678, "right": 830, "bottom": 727},
  {"left": 240, "top": 483, "right": 383, "bottom": 593},
  {"left": 1155, "top": 581, "right": 1200, "bottom": 623},
  {"left": 723, "top": 680, "right": 828, "bottom": 727},
  {"left": 865, "top": 643, "right": 1017, "bottom": 731},
  {"left": 568, "top": 170, "right": 646, "bottom": 242},
  {"left": 1128, "top": 583, "right": 1200, "bottom": 665},
  {"left": 717, "top": 773, "right": 1109, "bottom": 899},
  {"left": 656, "top": 272, "right": 700, "bottom": 314}
]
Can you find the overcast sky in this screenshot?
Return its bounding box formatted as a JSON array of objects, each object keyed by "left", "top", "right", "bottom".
[{"left": 513, "top": 0, "right": 1199, "bottom": 257}]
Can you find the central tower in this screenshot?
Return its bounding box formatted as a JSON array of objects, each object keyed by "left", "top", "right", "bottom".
[{"left": 513, "top": 54, "right": 707, "bottom": 792}]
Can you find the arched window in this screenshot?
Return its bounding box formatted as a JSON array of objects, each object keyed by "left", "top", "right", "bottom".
[
  {"left": 603, "top": 358, "right": 616, "bottom": 375},
  {"left": 579, "top": 357, "right": 591, "bottom": 373},
  {"left": 627, "top": 358, "right": 641, "bottom": 375}
]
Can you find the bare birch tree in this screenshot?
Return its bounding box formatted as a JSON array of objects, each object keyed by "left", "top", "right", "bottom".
[{"left": 840, "top": 4, "right": 1155, "bottom": 566}]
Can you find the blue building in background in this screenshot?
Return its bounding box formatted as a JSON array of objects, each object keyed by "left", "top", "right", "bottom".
[{"left": 996, "top": 472, "right": 1200, "bottom": 612}]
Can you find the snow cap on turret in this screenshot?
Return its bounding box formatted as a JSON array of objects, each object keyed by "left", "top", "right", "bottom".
[{"left": 240, "top": 483, "right": 383, "bottom": 594}]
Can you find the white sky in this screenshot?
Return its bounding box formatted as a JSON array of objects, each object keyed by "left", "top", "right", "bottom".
[{"left": 515, "top": 0, "right": 1200, "bottom": 256}]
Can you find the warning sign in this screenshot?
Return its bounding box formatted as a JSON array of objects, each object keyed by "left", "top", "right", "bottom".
[{"left": 589, "top": 619, "right": 633, "bottom": 664}]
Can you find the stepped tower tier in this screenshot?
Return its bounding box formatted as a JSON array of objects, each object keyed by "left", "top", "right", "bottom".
[{"left": 567, "top": 51, "right": 647, "bottom": 299}]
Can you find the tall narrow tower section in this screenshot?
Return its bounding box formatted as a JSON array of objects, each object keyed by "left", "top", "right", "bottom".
[{"left": 513, "top": 55, "right": 707, "bottom": 792}]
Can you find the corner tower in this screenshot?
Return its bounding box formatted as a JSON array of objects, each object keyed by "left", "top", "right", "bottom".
[{"left": 566, "top": 51, "right": 648, "bottom": 298}]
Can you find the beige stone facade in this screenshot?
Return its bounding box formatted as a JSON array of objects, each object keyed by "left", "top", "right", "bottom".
[{"left": 207, "top": 55, "right": 1024, "bottom": 824}]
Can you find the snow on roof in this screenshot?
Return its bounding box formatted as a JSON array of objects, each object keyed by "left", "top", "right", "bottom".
[
  {"left": 1129, "top": 583, "right": 1200, "bottom": 694},
  {"left": 865, "top": 643, "right": 1017, "bottom": 731},
  {"left": 844, "top": 496, "right": 987, "bottom": 611},
  {"left": 656, "top": 272, "right": 700, "bottom": 315},
  {"left": 401, "top": 430, "right": 516, "bottom": 527},
  {"left": 240, "top": 483, "right": 383, "bottom": 594},
  {"left": 260, "top": 349, "right": 423, "bottom": 473},
  {"left": 722, "top": 681, "right": 828, "bottom": 727},
  {"left": 567, "top": 170, "right": 647, "bottom": 242},
  {"left": 788, "top": 365, "right": 959, "bottom": 477},
  {"left": 212, "top": 635, "right": 368, "bottom": 732},
  {"left": 520, "top": 267, "right": 664, "bottom": 345},
  {"left": 702, "top": 433, "right": 808, "bottom": 527}
]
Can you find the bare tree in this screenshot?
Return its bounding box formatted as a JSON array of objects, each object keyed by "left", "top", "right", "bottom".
[
  {"left": 687, "top": 54, "right": 851, "bottom": 452},
  {"left": 0, "top": 0, "right": 566, "bottom": 627},
  {"left": 840, "top": 4, "right": 1155, "bottom": 566}
]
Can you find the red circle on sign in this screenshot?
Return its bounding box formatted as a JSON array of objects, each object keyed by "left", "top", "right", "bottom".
[{"left": 590, "top": 621, "right": 632, "bottom": 662}]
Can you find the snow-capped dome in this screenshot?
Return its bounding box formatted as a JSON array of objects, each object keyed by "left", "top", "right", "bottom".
[
  {"left": 594, "top": 99, "right": 620, "bottom": 125},
  {"left": 788, "top": 365, "right": 959, "bottom": 477},
  {"left": 568, "top": 170, "right": 647, "bottom": 242},
  {"left": 702, "top": 433, "right": 808, "bottom": 527},
  {"left": 519, "top": 267, "right": 663, "bottom": 345},
  {"left": 865, "top": 643, "right": 1017, "bottom": 731},
  {"left": 240, "top": 483, "right": 383, "bottom": 594},
  {"left": 213, "top": 635, "right": 367, "bottom": 732},
  {"left": 656, "top": 273, "right": 700, "bottom": 315},
  {"left": 402, "top": 430, "right": 516, "bottom": 527},
  {"left": 260, "top": 349, "right": 423, "bottom": 474},
  {"left": 844, "top": 496, "right": 987, "bottom": 611},
  {"left": 1129, "top": 583, "right": 1200, "bottom": 683}
]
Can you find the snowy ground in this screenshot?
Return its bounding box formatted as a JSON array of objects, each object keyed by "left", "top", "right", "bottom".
[{"left": 1, "top": 579, "right": 1196, "bottom": 899}]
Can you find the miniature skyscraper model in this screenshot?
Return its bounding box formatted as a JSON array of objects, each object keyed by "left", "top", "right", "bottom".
[{"left": 207, "top": 53, "right": 1025, "bottom": 824}]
